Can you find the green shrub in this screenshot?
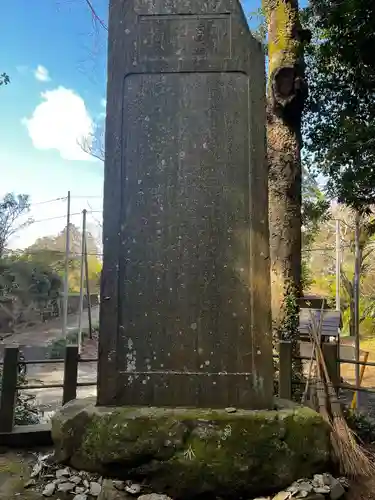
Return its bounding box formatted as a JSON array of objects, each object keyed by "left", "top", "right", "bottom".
[
  {"left": 0, "top": 370, "right": 41, "bottom": 425},
  {"left": 343, "top": 407, "right": 375, "bottom": 444},
  {"left": 47, "top": 330, "right": 80, "bottom": 359},
  {"left": 46, "top": 323, "right": 99, "bottom": 360}
]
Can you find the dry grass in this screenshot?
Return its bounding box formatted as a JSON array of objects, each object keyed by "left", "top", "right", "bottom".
[
  {"left": 340, "top": 336, "right": 375, "bottom": 389},
  {"left": 349, "top": 477, "right": 375, "bottom": 500}
]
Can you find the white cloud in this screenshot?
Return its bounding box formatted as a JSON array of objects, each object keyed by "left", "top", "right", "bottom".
[
  {"left": 23, "top": 86, "right": 94, "bottom": 161},
  {"left": 34, "top": 65, "right": 51, "bottom": 82},
  {"left": 100, "top": 98, "right": 106, "bottom": 108}
]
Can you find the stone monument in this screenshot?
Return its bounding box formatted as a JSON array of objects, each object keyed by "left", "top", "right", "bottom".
[
  {"left": 52, "top": 3, "right": 331, "bottom": 494},
  {"left": 98, "top": 0, "right": 274, "bottom": 408}
]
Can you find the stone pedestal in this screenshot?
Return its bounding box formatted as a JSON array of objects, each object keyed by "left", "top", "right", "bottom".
[
  {"left": 51, "top": 398, "right": 330, "bottom": 499},
  {"left": 98, "top": 0, "right": 273, "bottom": 408}
]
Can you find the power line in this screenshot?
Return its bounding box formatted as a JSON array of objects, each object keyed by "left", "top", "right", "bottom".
[
  {"left": 71, "top": 195, "right": 103, "bottom": 199},
  {"left": 29, "top": 195, "right": 102, "bottom": 208},
  {"left": 12, "top": 249, "right": 103, "bottom": 257},
  {"left": 30, "top": 197, "right": 67, "bottom": 207},
  {"left": 30, "top": 211, "right": 102, "bottom": 225},
  {"left": 303, "top": 244, "right": 354, "bottom": 253}
]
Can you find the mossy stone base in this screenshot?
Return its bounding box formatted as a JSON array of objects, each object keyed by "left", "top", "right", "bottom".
[{"left": 51, "top": 398, "right": 330, "bottom": 499}]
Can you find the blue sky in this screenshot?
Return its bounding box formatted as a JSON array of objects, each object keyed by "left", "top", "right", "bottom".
[{"left": 0, "top": 0, "right": 271, "bottom": 249}]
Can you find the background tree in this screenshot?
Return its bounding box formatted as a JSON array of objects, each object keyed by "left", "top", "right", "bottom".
[
  {"left": 0, "top": 256, "right": 62, "bottom": 306},
  {"left": 0, "top": 73, "right": 10, "bottom": 86},
  {"left": 303, "top": 0, "right": 375, "bottom": 210},
  {"left": 263, "top": 0, "right": 311, "bottom": 329},
  {"left": 25, "top": 223, "right": 102, "bottom": 293},
  {"left": 0, "top": 193, "right": 33, "bottom": 258},
  {"left": 307, "top": 205, "right": 375, "bottom": 337},
  {"left": 79, "top": 121, "right": 105, "bottom": 162},
  {"left": 301, "top": 167, "right": 329, "bottom": 288}
]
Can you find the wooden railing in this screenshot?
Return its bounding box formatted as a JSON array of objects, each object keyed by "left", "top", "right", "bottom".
[
  {"left": 1, "top": 341, "right": 375, "bottom": 443},
  {"left": 277, "top": 340, "right": 375, "bottom": 400},
  {"left": 0, "top": 346, "right": 97, "bottom": 435}
]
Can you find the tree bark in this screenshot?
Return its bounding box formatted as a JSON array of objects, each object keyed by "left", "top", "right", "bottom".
[{"left": 263, "top": 0, "right": 309, "bottom": 328}]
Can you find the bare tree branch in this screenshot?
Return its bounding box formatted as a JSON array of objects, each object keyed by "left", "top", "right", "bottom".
[
  {"left": 79, "top": 133, "right": 105, "bottom": 162},
  {"left": 84, "top": 0, "right": 108, "bottom": 31},
  {"left": 0, "top": 194, "right": 33, "bottom": 257},
  {"left": 77, "top": 120, "right": 105, "bottom": 162}
]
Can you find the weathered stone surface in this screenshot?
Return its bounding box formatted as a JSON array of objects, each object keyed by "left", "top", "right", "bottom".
[
  {"left": 99, "top": 480, "right": 132, "bottom": 500},
  {"left": 138, "top": 495, "right": 173, "bottom": 500},
  {"left": 42, "top": 483, "right": 55, "bottom": 497},
  {"left": 57, "top": 481, "right": 75, "bottom": 492},
  {"left": 52, "top": 398, "right": 330, "bottom": 499},
  {"left": 99, "top": 0, "right": 273, "bottom": 409},
  {"left": 328, "top": 479, "right": 345, "bottom": 500},
  {"left": 73, "top": 495, "right": 88, "bottom": 500},
  {"left": 90, "top": 481, "right": 102, "bottom": 497},
  {"left": 124, "top": 483, "right": 141, "bottom": 495},
  {"left": 272, "top": 493, "right": 290, "bottom": 500}
]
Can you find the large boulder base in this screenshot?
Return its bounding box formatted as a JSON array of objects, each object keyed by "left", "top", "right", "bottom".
[{"left": 51, "top": 398, "right": 330, "bottom": 499}]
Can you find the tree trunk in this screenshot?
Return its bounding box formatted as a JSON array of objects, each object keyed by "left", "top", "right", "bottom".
[{"left": 263, "top": 0, "right": 309, "bottom": 328}]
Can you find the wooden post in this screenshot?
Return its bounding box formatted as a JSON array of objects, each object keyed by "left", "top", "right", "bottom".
[
  {"left": 279, "top": 341, "right": 292, "bottom": 400},
  {"left": 351, "top": 350, "right": 369, "bottom": 410},
  {"left": 322, "top": 342, "right": 340, "bottom": 390},
  {"left": 62, "top": 345, "right": 79, "bottom": 405},
  {"left": 0, "top": 346, "right": 19, "bottom": 432}
]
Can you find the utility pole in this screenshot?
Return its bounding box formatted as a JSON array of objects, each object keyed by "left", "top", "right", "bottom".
[
  {"left": 62, "top": 191, "right": 71, "bottom": 338},
  {"left": 78, "top": 209, "right": 87, "bottom": 355},
  {"left": 84, "top": 231, "right": 93, "bottom": 339},
  {"left": 354, "top": 211, "right": 361, "bottom": 408},
  {"left": 335, "top": 219, "right": 341, "bottom": 311}
]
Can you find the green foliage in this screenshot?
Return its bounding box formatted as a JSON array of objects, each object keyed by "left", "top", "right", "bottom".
[
  {"left": 0, "top": 193, "right": 67, "bottom": 319},
  {"left": 303, "top": 0, "right": 375, "bottom": 210},
  {"left": 47, "top": 322, "right": 99, "bottom": 359},
  {"left": 26, "top": 223, "right": 102, "bottom": 293},
  {"left": 249, "top": 7, "right": 267, "bottom": 48},
  {"left": 0, "top": 370, "right": 40, "bottom": 425},
  {"left": 0, "top": 72, "right": 10, "bottom": 86},
  {"left": 307, "top": 207, "right": 375, "bottom": 337},
  {"left": 301, "top": 168, "right": 330, "bottom": 290},
  {"left": 343, "top": 407, "right": 375, "bottom": 444},
  {"left": 0, "top": 256, "right": 62, "bottom": 305},
  {"left": 47, "top": 330, "right": 81, "bottom": 359},
  {"left": 277, "top": 285, "right": 300, "bottom": 345},
  {"left": 273, "top": 283, "right": 304, "bottom": 401},
  {"left": 301, "top": 168, "right": 330, "bottom": 249}
]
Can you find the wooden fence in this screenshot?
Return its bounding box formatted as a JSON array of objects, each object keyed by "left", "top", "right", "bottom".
[
  {"left": 0, "top": 345, "right": 97, "bottom": 445},
  {"left": 278, "top": 340, "right": 375, "bottom": 400},
  {"left": 1, "top": 341, "right": 375, "bottom": 445}
]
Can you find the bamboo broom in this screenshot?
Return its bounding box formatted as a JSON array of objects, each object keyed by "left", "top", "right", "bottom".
[{"left": 307, "top": 310, "right": 375, "bottom": 477}]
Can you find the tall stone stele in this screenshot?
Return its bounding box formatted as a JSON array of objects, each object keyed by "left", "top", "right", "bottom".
[{"left": 98, "top": 0, "right": 274, "bottom": 409}]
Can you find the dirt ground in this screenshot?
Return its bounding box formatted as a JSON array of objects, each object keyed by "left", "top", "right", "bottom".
[
  {"left": 0, "top": 306, "right": 99, "bottom": 348},
  {"left": 0, "top": 450, "right": 47, "bottom": 500}
]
